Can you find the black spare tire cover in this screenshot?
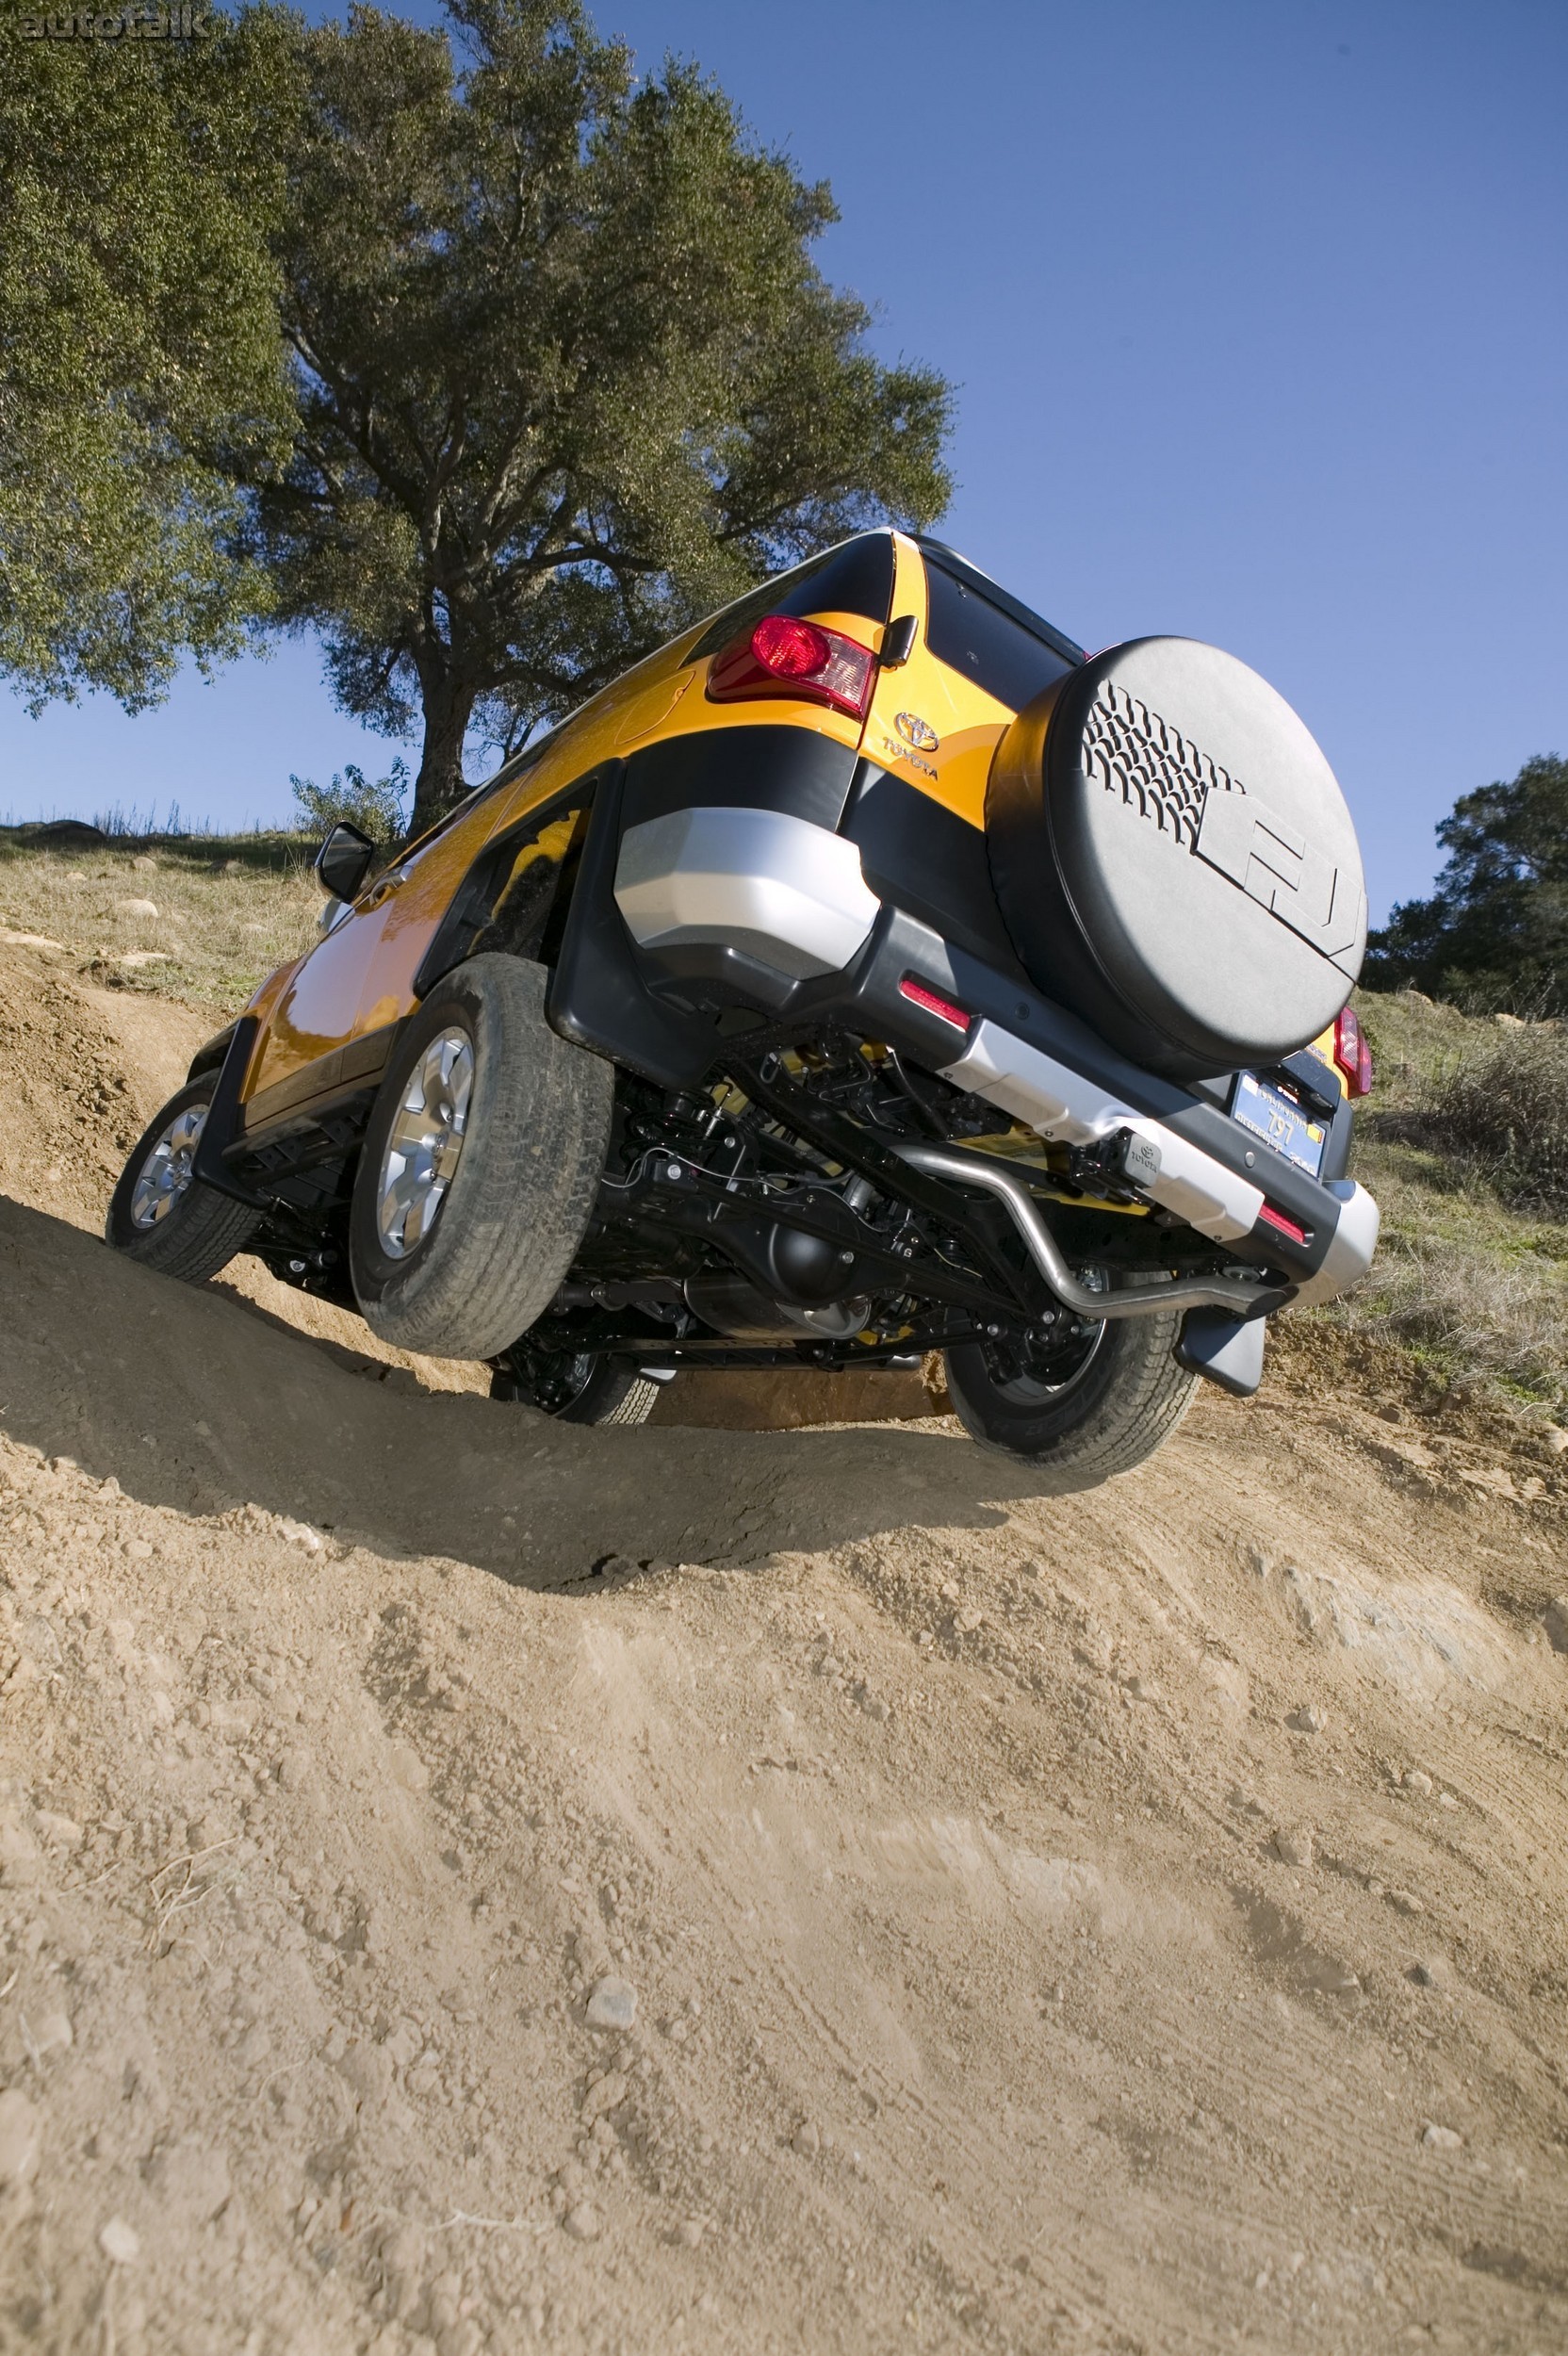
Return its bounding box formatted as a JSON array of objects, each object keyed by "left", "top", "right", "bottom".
[{"left": 986, "top": 638, "right": 1366, "bottom": 1079}]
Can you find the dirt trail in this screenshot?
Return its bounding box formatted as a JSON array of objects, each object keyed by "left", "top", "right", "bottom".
[{"left": 2, "top": 941, "right": 1567, "bottom": 2355}]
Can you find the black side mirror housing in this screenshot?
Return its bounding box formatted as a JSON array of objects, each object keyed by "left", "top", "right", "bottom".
[{"left": 315, "top": 821, "right": 376, "bottom": 907}]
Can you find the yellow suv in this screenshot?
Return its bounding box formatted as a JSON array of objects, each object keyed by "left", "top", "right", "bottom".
[{"left": 108, "top": 532, "right": 1378, "bottom": 1489}]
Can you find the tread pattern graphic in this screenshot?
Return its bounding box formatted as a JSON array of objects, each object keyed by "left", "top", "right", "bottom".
[{"left": 1081, "top": 679, "right": 1245, "bottom": 847}]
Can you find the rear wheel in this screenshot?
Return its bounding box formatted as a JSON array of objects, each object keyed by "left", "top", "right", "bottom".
[
  {"left": 490, "top": 1347, "right": 662, "bottom": 1427},
  {"left": 349, "top": 955, "right": 612, "bottom": 1361},
  {"left": 106, "top": 1077, "right": 258, "bottom": 1282},
  {"left": 942, "top": 1306, "right": 1196, "bottom": 1492}
]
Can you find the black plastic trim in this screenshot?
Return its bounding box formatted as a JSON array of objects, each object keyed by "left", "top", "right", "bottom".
[
  {"left": 411, "top": 783, "right": 586, "bottom": 1002},
  {"left": 191, "top": 1016, "right": 269, "bottom": 1209},
  {"left": 621, "top": 725, "right": 862, "bottom": 836},
  {"left": 1319, "top": 1087, "right": 1355, "bottom": 1184},
  {"left": 842, "top": 765, "right": 1025, "bottom": 972},
  {"left": 228, "top": 1088, "right": 378, "bottom": 1188},
  {"left": 1279, "top": 1048, "right": 1342, "bottom": 1119},
  {"left": 547, "top": 761, "right": 717, "bottom": 1090},
  {"left": 187, "top": 1022, "right": 237, "bottom": 1083}
]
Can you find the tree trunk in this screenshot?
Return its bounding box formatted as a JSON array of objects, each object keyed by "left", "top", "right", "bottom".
[{"left": 406, "top": 673, "right": 478, "bottom": 842}]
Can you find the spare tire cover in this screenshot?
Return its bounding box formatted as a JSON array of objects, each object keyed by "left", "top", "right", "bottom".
[{"left": 986, "top": 638, "right": 1366, "bottom": 1078}]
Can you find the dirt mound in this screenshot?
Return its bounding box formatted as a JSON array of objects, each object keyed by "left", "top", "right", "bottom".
[{"left": 3, "top": 940, "right": 1568, "bottom": 2353}]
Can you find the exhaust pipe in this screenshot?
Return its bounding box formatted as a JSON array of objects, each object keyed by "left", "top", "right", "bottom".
[{"left": 889, "top": 1139, "right": 1273, "bottom": 1321}]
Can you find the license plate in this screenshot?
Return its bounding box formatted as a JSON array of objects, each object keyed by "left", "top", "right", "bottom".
[{"left": 1232, "top": 1072, "right": 1328, "bottom": 1178}]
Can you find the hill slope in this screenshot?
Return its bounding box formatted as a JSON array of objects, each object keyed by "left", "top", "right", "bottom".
[{"left": 1, "top": 934, "right": 1567, "bottom": 2354}]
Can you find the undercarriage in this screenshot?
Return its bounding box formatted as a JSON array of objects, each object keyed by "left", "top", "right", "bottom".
[{"left": 234, "top": 1025, "right": 1289, "bottom": 1412}]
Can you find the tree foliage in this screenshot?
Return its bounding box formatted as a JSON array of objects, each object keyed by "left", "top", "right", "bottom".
[
  {"left": 240, "top": 0, "right": 954, "bottom": 836},
  {"left": 1364, "top": 755, "right": 1568, "bottom": 1014},
  {"left": 0, "top": 13, "right": 296, "bottom": 712}
]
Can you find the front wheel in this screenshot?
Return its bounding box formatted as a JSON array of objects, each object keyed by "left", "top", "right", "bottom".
[
  {"left": 942, "top": 1308, "right": 1197, "bottom": 1492},
  {"left": 106, "top": 1077, "right": 258, "bottom": 1282},
  {"left": 491, "top": 1347, "right": 663, "bottom": 1427}
]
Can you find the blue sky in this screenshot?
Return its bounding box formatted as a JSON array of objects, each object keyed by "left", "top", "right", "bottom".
[{"left": 3, "top": 0, "right": 1562, "bottom": 923}]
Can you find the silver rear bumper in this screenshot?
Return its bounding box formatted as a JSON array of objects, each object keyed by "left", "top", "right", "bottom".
[
  {"left": 612, "top": 805, "right": 1380, "bottom": 1309},
  {"left": 614, "top": 806, "right": 879, "bottom": 981},
  {"left": 941, "top": 1020, "right": 1266, "bottom": 1242}
]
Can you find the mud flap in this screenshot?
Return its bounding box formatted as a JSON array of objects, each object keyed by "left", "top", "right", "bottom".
[
  {"left": 1176, "top": 1306, "right": 1266, "bottom": 1399},
  {"left": 190, "top": 1014, "right": 268, "bottom": 1209}
]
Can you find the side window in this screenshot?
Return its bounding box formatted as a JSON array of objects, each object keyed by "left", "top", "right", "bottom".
[
  {"left": 923, "top": 562, "right": 1076, "bottom": 712},
  {"left": 687, "top": 534, "right": 896, "bottom": 663}
]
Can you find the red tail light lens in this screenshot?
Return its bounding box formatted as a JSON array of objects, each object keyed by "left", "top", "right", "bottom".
[
  {"left": 1333, "top": 1007, "right": 1373, "bottom": 1098},
  {"left": 707, "top": 614, "right": 877, "bottom": 721},
  {"left": 897, "top": 976, "right": 972, "bottom": 1029},
  {"left": 751, "top": 614, "right": 832, "bottom": 678},
  {"left": 1257, "top": 1203, "right": 1311, "bottom": 1247}
]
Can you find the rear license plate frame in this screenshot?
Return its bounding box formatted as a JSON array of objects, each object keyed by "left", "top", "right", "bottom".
[{"left": 1232, "top": 1072, "right": 1329, "bottom": 1179}]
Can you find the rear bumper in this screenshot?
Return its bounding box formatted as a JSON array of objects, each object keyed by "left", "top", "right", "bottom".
[
  {"left": 615, "top": 805, "right": 879, "bottom": 980},
  {"left": 583, "top": 792, "right": 1379, "bottom": 1308}
]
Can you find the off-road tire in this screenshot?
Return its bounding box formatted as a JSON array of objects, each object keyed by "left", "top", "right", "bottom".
[
  {"left": 491, "top": 1353, "right": 662, "bottom": 1427},
  {"left": 106, "top": 1077, "right": 259, "bottom": 1283},
  {"left": 942, "top": 1311, "right": 1197, "bottom": 1492},
  {"left": 350, "top": 955, "right": 612, "bottom": 1361}
]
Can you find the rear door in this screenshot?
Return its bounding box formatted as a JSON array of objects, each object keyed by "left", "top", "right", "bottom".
[
  {"left": 859, "top": 537, "right": 1081, "bottom": 829},
  {"left": 846, "top": 538, "right": 1083, "bottom": 957}
]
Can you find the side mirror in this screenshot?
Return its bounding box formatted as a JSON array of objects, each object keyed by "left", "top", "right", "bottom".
[{"left": 314, "top": 821, "right": 375, "bottom": 907}]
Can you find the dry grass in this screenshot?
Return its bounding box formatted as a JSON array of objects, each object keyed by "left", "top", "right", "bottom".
[
  {"left": 1378, "top": 1023, "right": 1568, "bottom": 1216},
  {"left": 1325, "top": 991, "right": 1568, "bottom": 1414},
  {"left": 1318, "top": 1169, "right": 1568, "bottom": 1410},
  {"left": 0, "top": 834, "right": 320, "bottom": 1017}
]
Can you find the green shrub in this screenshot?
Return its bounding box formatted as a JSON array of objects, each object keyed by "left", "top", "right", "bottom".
[{"left": 290, "top": 759, "right": 408, "bottom": 846}]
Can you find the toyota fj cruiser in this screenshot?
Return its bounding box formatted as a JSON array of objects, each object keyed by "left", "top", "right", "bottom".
[{"left": 108, "top": 532, "right": 1378, "bottom": 1489}]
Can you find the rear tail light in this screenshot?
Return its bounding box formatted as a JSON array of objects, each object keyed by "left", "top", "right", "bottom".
[
  {"left": 707, "top": 614, "right": 877, "bottom": 721},
  {"left": 897, "top": 976, "right": 972, "bottom": 1029},
  {"left": 1333, "top": 1007, "right": 1373, "bottom": 1098},
  {"left": 1257, "top": 1203, "right": 1311, "bottom": 1247}
]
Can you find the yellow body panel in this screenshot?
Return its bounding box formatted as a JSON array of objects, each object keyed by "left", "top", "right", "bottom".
[
  {"left": 237, "top": 955, "right": 304, "bottom": 1096},
  {"left": 860, "top": 534, "right": 1012, "bottom": 830},
  {"left": 241, "top": 596, "right": 875, "bottom": 1113},
  {"left": 245, "top": 785, "right": 504, "bottom": 1105}
]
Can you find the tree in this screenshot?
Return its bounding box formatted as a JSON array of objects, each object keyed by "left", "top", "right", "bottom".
[
  {"left": 239, "top": 0, "right": 953, "bottom": 840},
  {"left": 0, "top": 12, "right": 297, "bottom": 712},
  {"left": 1364, "top": 755, "right": 1568, "bottom": 1013}
]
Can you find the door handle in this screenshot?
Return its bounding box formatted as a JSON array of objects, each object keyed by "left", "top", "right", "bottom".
[{"left": 366, "top": 871, "right": 407, "bottom": 908}]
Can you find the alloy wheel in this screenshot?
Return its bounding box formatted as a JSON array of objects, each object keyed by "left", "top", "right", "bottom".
[
  {"left": 129, "top": 1104, "right": 208, "bottom": 1231},
  {"left": 376, "top": 1028, "right": 474, "bottom": 1259}
]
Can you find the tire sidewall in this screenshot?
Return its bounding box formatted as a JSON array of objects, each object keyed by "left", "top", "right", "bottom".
[
  {"left": 944, "top": 1311, "right": 1186, "bottom": 1464},
  {"left": 491, "top": 1351, "right": 656, "bottom": 1425},
  {"left": 348, "top": 954, "right": 612, "bottom": 1361},
  {"left": 106, "top": 1076, "right": 215, "bottom": 1253}
]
